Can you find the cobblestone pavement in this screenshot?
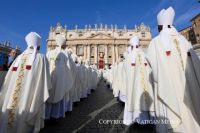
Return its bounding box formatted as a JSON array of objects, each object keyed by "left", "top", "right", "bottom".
[{"left": 40, "top": 79, "right": 156, "bottom": 133}]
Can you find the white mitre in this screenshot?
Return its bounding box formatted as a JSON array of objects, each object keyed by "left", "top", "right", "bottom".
[
  {"left": 67, "top": 48, "right": 73, "bottom": 55},
  {"left": 129, "top": 36, "right": 140, "bottom": 65},
  {"left": 25, "top": 32, "right": 41, "bottom": 66},
  {"left": 157, "top": 9, "right": 165, "bottom": 25},
  {"left": 163, "top": 7, "right": 175, "bottom": 26},
  {"left": 55, "top": 34, "right": 66, "bottom": 47},
  {"left": 157, "top": 7, "right": 175, "bottom": 27},
  {"left": 13, "top": 32, "right": 41, "bottom": 70},
  {"left": 127, "top": 46, "right": 131, "bottom": 53},
  {"left": 78, "top": 57, "right": 83, "bottom": 64},
  {"left": 158, "top": 7, "right": 176, "bottom": 55},
  {"left": 129, "top": 36, "right": 139, "bottom": 47}
]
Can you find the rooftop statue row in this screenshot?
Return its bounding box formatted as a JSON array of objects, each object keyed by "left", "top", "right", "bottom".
[{"left": 50, "top": 22, "right": 151, "bottom": 32}]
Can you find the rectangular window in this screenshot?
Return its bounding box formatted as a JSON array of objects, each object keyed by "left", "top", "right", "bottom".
[{"left": 77, "top": 45, "right": 84, "bottom": 56}]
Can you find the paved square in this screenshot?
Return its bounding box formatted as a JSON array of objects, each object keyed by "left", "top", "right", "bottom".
[{"left": 40, "top": 79, "right": 156, "bottom": 133}]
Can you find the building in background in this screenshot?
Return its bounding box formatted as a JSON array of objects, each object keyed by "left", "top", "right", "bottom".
[
  {"left": 191, "top": 13, "right": 200, "bottom": 44},
  {"left": 179, "top": 26, "right": 197, "bottom": 44},
  {"left": 47, "top": 23, "right": 152, "bottom": 68},
  {"left": 0, "top": 41, "right": 21, "bottom": 70},
  {"left": 180, "top": 13, "right": 200, "bottom": 45}
]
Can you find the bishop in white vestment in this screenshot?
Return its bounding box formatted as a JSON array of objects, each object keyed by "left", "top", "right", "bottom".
[
  {"left": 45, "top": 35, "right": 75, "bottom": 119},
  {"left": 123, "top": 36, "right": 154, "bottom": 125},
  {"left": 68, "top": 56, "right": 80, "bottom": 103},
  {"left": 147, "top": 7, "right": 200, "bottom": 133},
  {"left": 0, "top": 32, "right": 51, "bottom": 133}
]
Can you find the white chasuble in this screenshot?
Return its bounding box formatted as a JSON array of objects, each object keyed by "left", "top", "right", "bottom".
[
  {"left": 147, "top": 34, "right": 200, "bottom": 133},
  {"left": 46, "top": 49, "right": 75, "bottom": 103},
  {"left": 123, "top": 49, "right": 154, "bottom": 125},
  {"left": 0, "top": 50, "right": 51, "bottom": 133},
  {"left": 125, "top": 50, "right": 154, "bottom": 112}
]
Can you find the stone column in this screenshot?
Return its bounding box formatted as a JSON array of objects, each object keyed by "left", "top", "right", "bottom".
[
  {"left": 104, "top": 44, "right": 108, "bottom": 64},
  {"left": 84, "top": 44, "right": 87, "bottom": 61},
  {"left": 95, "top": 44, "right": 98, "bottom": 65},
  {"left": 72, "top": 45, "right": 76, "bottom": 54},
  {"left": 112, "top": 44, "right": 115, "bottom": 64},
  {"left": 115, "top": 45, "right": 119, "bottom": 62},
  {"left": 87, "top": 44, "right": 91, "bottom": 62}
]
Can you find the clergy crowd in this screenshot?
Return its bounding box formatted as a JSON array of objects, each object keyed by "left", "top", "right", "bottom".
[
  {"left": 103, "top": 7, "right": 200, "bottom": 133},
  {"left": 0, "top": 32, "right": 101, "bottom": 133},
  {"left": 0, "top": 6, "right": 200, "bottom": 133}
]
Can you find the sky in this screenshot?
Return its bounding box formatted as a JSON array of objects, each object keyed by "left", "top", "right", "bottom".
[{"left": 0, "top": 0, "right": 199, "bottom": 53}]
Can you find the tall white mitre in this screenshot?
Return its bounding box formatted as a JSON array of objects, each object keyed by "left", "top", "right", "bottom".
[
  {"left": 55, "top": 34, "right": 66, "bottom": 50},
  {"left": 129, "top": 36, "right": 139, "bottom": 65},
  {"left": 157, "top": 7, "right": 175, "bottom": 26},
  {"left": 158, "top": 7, "right": 175, "bottom": 54},
  {"left": 127, "top": 46, "right": 131, "bottom": 53},
  {"left": 130, "top": 36, "right": 139, "bottom": 48},
  {"left": 13, "top": 32, "right": 41, "bottom": 70},
  {"left": 163, "top": 7, "right": 175, "bottom": 26},
  {"left": 78, "top": 57, "right": 82, "bottom": 64},
  {"left": 67, "top": 48, "right": 73, "bottom": 55},
  {"left": 157, "top": 9, "right": 165, "bottom": 25}
]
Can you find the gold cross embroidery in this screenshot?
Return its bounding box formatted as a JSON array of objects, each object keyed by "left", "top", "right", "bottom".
[
  {"left": 138, "top": 55, "right": 148, "bottom": 101},
  {"left": 7, "top": 54, "right": 29, "bottom": 128}
]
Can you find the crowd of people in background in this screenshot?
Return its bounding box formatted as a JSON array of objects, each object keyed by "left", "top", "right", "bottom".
[{"left": 0, "top": 49, "right": 18, "bottom": 71}]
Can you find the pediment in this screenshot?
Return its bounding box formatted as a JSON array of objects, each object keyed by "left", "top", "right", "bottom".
[{"left": 87, "top": 33, "right": 114, "bottom": 39}]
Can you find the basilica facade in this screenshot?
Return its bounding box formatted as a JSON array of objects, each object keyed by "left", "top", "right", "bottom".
[{"left": 47, "top": 23, "right": 152, "bottom": 68}]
